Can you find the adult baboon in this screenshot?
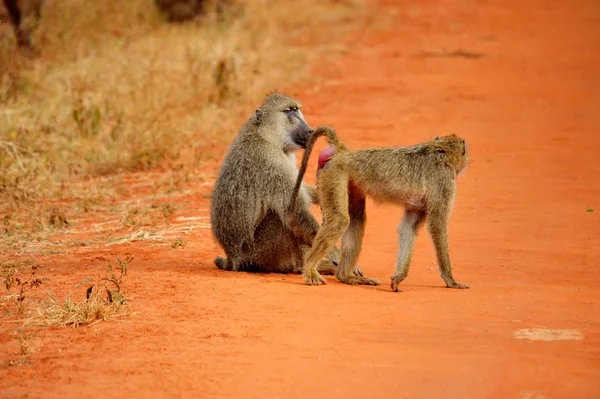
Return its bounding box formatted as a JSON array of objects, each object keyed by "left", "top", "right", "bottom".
[
  {"left": 289, "top": 126, "right": 470, "bottom": 291},
  {"left": 210, "top": 93, "right": 341, "bottom": 275},
  {"left": 2, "top": 0, "right": 44, "bottom": 48}
]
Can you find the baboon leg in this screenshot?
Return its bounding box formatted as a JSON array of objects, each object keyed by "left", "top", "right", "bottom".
[
  {"left": 295, "top": 244, "right": 362, "bottom": 277},
  {"left": 215, "top": 211, "right": 303, "bottom": 273},
  {"left": 245, "top": 211, "right": 302, "bottom": 273},
  {"left": 335, "top": 189, "right": 379, "bottom": 286},
  {"left": 427, "top": 207, "right": 469, "bottom": 289},
  {"left": 390, "top": 209, "right": 426, "bottom": 292},
  {"left": 316, "top": 255, "right": 337, "bottom": 275},
  {"left": 302, "top": 171, "right": 351, "bottom": 285},
  {"left": 315, "top": 260, "right": 336, "bottom": 275}
]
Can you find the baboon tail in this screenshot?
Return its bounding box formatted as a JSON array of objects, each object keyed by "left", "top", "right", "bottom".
[
  {"left": 214, "top": 256, "right": 231, "bottom": 270},
  {"left": 314, "top": 125, "right": 349, "bottom": 153},
  {"left": 288, "top": 125, "right": 348, "bottom": 216}
]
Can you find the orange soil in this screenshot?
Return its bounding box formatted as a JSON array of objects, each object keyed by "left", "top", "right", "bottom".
[{"left": 2, "top": 0, "right": 600, "bottom": 397}]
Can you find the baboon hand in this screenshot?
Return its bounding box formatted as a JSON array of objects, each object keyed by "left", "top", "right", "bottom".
[
  {"left": 303, "top": 267, "right": 327, "bottom": 286},
  {"left": 353, "top": 266, "right": 363, "bottom": 277},
  {"left": 446, "top": 281, "right": 470, "bottom": 289}
]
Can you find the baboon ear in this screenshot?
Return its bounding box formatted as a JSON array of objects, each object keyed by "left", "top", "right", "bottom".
[{"left": 254, "top": 109, "right": 262, "bottom": 125}]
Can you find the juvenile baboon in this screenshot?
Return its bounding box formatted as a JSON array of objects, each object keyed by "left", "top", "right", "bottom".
[
  {"left": 210, "top": 93, "right": 341, "bottom": 275},
  {"left": 289, "top": 126, "right": 470, "bottom": 291},
  {"left": 2, "top": 0, "right": 44, "bottom": 49}
]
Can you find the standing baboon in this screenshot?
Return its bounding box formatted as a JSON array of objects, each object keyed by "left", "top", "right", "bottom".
[
  {"left": 289, "top": 126, "right": 470, "bottom": 291},
  {"left": 2, "top": 0, "right": 44, "bottom": 48},
  {"left": 210, "top": 93, "right": 341, "bottom": 275}
]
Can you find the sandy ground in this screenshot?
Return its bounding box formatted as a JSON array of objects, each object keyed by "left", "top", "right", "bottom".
[{"left": 1, "top": 0, "right": 600, "bottom": 398}]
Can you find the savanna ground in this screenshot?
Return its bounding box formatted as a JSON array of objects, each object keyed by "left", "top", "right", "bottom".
[{"left": 1, "top": 0, "right": 599, "bottom": 398}]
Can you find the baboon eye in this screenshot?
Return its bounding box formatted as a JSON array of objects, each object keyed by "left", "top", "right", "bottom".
[{"left": 284, "top": 106, "right": 298, "bottom": 113}]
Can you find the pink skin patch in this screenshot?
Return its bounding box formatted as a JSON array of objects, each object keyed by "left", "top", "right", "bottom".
[{"left": 318, "top": 146, "right": 336, "bottom": 169}]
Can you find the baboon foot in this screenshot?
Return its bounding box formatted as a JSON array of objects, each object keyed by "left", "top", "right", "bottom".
[
  {"left": 445, "top": 281, "right": 470, "bottom": 289},
  {"left": 303, "top": 247, "right": 340, "bottom": 276},
  {"left": 337, "top": 274, "right": 380, "bottom": 286},
  {"left": 390, "top": 272, "right": 406, "bottom": 292},
  {"left": 317, "top": 252, "right": 339, "bottom": 275},
  {"left": 303, "top": 267, "right": 327, "bottom": 286},
  {"left": 329, "top": 245, "right": 341, "bottom": 264},
  {"left": 317, "top": 261, "right": 337, "bottom": 275}
]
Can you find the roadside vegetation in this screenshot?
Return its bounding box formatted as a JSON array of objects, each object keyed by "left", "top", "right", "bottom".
[{"left": 0, "top": 0, "right": 367, "bottom": 252}]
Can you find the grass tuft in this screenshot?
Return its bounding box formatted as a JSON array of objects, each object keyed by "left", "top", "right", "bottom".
[{"left": 24, "top": 256, "right": 132, "bottom": 328}]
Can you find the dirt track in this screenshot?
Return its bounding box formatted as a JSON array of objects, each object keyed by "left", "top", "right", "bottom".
[{"left": 2, "top": 0, "right": 600, "bottom": 398}]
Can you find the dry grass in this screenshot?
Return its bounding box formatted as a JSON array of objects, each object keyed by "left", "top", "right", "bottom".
[
  {"left": 1, "top": 257, "right": 132, "bottom": 365},
  {"left": 0, "top": 0, "right": 366, "bottom": 250},
  {"left": 24, "top": 256, "right": 132, "bottom": 328},
  {"left": 0, "top": 1, "right": 375, "bottom": 365},
  {"left": 0, "top": 0, "right": 363, "bottom": 202},
  {"left": 1, "top": 259, "right": 44, "bottom": 314},
  {"left": 121, "top": 202, "right": 176, "bottom": 228},
  {"left": 23, "top": 287, "right": 127, "bottom": 329}
]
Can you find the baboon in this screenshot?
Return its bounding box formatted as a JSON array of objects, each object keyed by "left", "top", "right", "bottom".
[
  {"left": 154, "top": 0, "right": 229, "bottom": 22},
  {"left": 288, "top": 126, "right": 470, "bottom": 291},
  {"left": 210, "top": 93, "right": 342, "bottom": 275},
  {"left": 2, "top": 0, "right": 44, "bottom": 49}
]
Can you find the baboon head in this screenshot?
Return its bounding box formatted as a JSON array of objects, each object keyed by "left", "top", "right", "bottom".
[
  {"left": 433, "top": 134, "right": 469, "bottom": 174},
  {"left": 254, "top": 92, "right": 313, "bottom": 152}
]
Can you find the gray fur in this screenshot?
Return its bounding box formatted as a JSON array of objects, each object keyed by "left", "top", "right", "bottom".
[{"left": 210, "top": 92, "right": 339, "bottom": 274}]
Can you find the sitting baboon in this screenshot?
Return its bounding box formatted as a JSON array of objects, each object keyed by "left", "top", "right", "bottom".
[
  {"left": 210, "top": 93, "right": 341, "bottom": 275},
  {"left": 289, "top": 126, "right": 470, "bottom": 291},
  {"left": 2, "top": 0, "right": 44, "bottom": 48}
]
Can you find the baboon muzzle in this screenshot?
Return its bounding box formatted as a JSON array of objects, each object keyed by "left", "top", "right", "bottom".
[{"left": 294, "top": 121, "right": 314, "bottom": 148}]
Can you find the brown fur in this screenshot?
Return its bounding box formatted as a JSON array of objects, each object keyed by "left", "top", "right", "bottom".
[{"left": 289, "top": 126, "right": 470, "bottom": 291}]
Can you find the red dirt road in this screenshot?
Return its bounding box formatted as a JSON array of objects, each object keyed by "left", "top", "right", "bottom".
[{"left": 2, "top": 0, "right": 600, "bottom": 398}]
